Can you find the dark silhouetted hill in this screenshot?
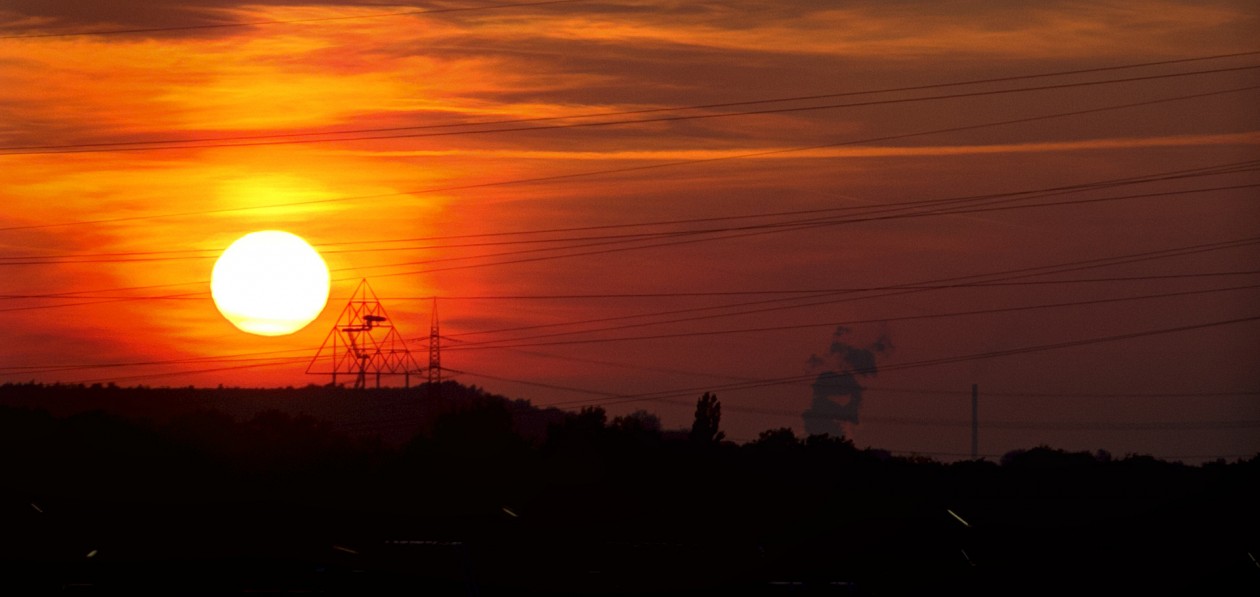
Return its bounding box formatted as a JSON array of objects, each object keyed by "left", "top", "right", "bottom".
[{"left": 0, "top": 381, "right": 1256, "bottom": 595}]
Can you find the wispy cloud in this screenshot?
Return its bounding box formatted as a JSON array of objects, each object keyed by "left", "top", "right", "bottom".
[{"left": 333, "top": 131, "right": 1260, "bottom": 160}]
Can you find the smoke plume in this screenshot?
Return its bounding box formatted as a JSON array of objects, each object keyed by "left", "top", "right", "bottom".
[{"left": 802, "top": 326, "right": 891, "bottom": 437}]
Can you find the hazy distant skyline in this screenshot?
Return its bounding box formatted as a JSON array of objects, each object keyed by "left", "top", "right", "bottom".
[{"left": 2, "top": 1, "right": 1257, "bottom": 461}]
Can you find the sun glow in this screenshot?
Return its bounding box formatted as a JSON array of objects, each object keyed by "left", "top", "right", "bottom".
[{"left": 211, "top": 231, "right": 331, "bottom": 336}]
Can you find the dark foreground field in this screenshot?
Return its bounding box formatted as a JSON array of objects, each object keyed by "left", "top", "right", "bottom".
[{"left": 2, "top": 382, "right": 1257, "bottom": 595}]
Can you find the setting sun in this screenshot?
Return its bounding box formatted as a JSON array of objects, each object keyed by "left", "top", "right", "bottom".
[{"left": 211, "top": 230, "right": 331, "bottom": 336}]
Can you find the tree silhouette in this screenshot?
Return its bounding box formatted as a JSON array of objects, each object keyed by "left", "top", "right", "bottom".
[
  {"left": 604, "top": 409, "right": 660, "bottom": 453},
  {"left": 689, "top": 392, "right": 725, "bottom": 444},
  {"left": 611, "top": 409, "right": 660, "bottom": 434},
  {"left": 749, "top": 427, "right": 800, "bottom": 451}
]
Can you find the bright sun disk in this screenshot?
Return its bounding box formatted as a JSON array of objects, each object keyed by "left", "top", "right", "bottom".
[{"left": 211, "top": 230, "right": 330, "bottom": 336}]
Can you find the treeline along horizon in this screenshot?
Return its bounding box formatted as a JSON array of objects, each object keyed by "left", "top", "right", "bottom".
[{"left": 0, "top": 381, "right": 1256, "bottom": 594}]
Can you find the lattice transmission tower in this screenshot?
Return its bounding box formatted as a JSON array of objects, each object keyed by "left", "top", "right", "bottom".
[
  {"left": 307, "top": 279, "right": 423, "bottom": 389},
  {"left": 428, "top": 297, "right": 441, "bottom": 386}
]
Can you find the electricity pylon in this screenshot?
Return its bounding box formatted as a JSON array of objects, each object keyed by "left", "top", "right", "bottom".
[
  {"left": 428, "top": 297, "right": 441, "bottom": 386},
  {"left": 307, "top": 279, "right": 422, "bottom": 389}
]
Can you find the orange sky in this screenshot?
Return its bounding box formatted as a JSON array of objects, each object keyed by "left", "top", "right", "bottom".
[{"left": 2, "top": 0, "right": 1258, "bottom": 462}]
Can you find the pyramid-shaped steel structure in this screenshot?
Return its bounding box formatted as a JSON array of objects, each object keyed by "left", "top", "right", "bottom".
[{"left": 307, "top": 279, "right": 423, "bottom": 388}]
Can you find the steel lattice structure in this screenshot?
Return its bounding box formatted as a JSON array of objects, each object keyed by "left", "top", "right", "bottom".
[{"left": 307, "top": 279, "right": 423, "bottom": 388}]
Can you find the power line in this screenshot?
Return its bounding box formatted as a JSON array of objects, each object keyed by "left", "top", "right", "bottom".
[
  {"left": 3, "top": 83, "right": 1256, "bottom": 235},
  {"left": 0, "top": 0, "right": 589, "bottom": 40},
  {"left": 308, "top": 156, "right": 1259, "bottom": 275},
  {"left": 304, "top": 158, "right": 1260, "bottom": 248},
  {"left": 4, "top": 234, "right": 1256, "bottom": 378},
  {"left": 436, "top": 236, "right": 1260, "bottom": 342},
  {"left": 4, "top": 158, "right": 1254, "bottom": 265},
  {"left": 2, "top": 227, "right": 1249, "bottom": 322},
  {"left": 5, "top": 64, "right": 1257, "bottom": 155},
  {"left": 441, "top": 283, "right": 1260, "bottom": 351},
  {"left": 458, "top": 344, "right": 1260, "bottom": 399},
  {"left": 6, "top": 280, "right": 1257, "bottom": 378},
  {"left": 55, "top": 176, "right": 1242, "bottom": 273},
  {"left": 0, "top": 292, "right": 204, "bottom": 314},
  {"left": 525, "top": 312, "right": 1260, "bottom": 410},
  {"left": 0, "top": 179, "right": 1254, "bottom": 275},
  {"left": 336, "top": 181, "right": 1260, "bottom": 282},
  {"left": 719, "top": 402, "right": 1260, "bottom": 431},
  {"left": 70, "top": 357, "right": 316, "bottom": 385},
  {"left": 238, "top": 162, "right": 1257, "bottom": 285},
  {"left": 4, "top": 233, "right": 1253, "bottom": 356},
  {"left": 3, "top": 269, "right": 1255, "bottom": 301},
  {"left": 473, "top": 238, "right": 1260, "bottom": 344},
  {"left": 441, "top": 366, "right": 623, "bottom": 399},
  {"left": 2, "top": 157, "right": 1251, "bottom": 316},
  {"left": 473, "top": 344, "right": 755, "bottom": 383},
  {"left": 860, "top": 386, "right": 1260, "bottom": 399},
  {"left": 0, "top": 350, "right": 313, "bottom": 375},
  {"left": 370, "top": 271, "right": 1260, "bottom": 299},
  {"left": 6, "top": 270, "right": 1258, "bottom": 303}
]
